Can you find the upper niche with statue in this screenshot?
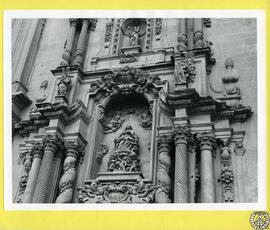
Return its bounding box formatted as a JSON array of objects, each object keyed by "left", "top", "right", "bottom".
[{"left": 120, "top": 19, "right": 147, "bottom": 54}]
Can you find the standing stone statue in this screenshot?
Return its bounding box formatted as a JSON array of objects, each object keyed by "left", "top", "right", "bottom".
[{"left": 107, "top": 125, "right": 140, "bottom": 172}]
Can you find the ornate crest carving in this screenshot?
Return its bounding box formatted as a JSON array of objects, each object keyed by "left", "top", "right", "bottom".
[
  {"left": 78, "top": 180, "right": 157, "bottom": 203},
  {"left": 107, "top": 125, "right": 140, "bottom": 173},
  {"left": 89, "top": 66, "right": 164, "bottom": 96}
]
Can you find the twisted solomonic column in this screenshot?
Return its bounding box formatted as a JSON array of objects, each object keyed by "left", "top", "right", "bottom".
[
  {"left": 173, "top": 126, "right": 191, "bottom": 203},
  {"left": 60, "top": 19, "right": 78, "bottom": 67},
  {"left": 197, "top": 132, "right": 216, "bottom": 203},
  {"left": 55, "top": 140, "right": 84, "bottom": 203},
  {"left": 72, "top": 19, "right": 90, "bottom": 68},
  {"left": 156, "top": 135, "right": 172, "bottom": 203},
  {"left": 32, "top": 134, "right": 62, "bottom": 203},
  {"left": 23, "top": 142, "right": 44, "bottom": 203}
]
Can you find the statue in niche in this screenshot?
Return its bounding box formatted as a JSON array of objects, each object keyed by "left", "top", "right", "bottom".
[
  {"left": 57, "top": 72, "right": 72, "bottom": 97},
  {"left": 107, "top": 125, "right": 140, "bottom": 173},
  {"left": 123, "top": 26, "right": 146, "bottom": 47}
]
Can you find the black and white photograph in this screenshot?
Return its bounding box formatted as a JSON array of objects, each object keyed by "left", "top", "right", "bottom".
[{"left": 5, "top": 11, "right": 265, "bottom": 209}]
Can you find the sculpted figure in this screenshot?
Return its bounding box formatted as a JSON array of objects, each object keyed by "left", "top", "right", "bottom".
[{"left": 107, "top": 125, "right": 140, "bottom": 172}]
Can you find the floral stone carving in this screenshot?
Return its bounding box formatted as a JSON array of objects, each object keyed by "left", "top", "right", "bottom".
[
  {"left": 89, "top": 66, "right": 164, "bottom": 96},
  {"left": 78, "top": 180, "right": 157, "bottom": 203},
  {"left": 107, "top": 125, "right": 140, "bottom": 173}
]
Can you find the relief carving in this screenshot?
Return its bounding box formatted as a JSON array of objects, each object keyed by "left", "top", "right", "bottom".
[
  {"left": 138, "top": 109, "right": 152, "bottom": 130},
  {"left": 154, "top": 18, "right": 162, "bottom": 41},
  {"left": 104, "top": 19, "right": 114, "bottom": 48},
  {"left": 96, "top": 144, "right": 109, "bottom": 163},
  {"left": 119, "top": 53, "right": 138, "bottom": 63},
  {"left": 175, "top": 51, "right": 196, "bottom": 84},
  {"left": 78, "top": 180, "right": 157, "bottom": 203},
  {"left": 107, "top": 125, "right": 140, "bottom": 173},
  {"left": 220, "top": 139, "right": 234, "bottom": 202},
  {"left": 57, "top": 71, "right": 72, "bottom": 97},
  {"left": 100, "top": 112, "right": 125, "bottom": 134},
  {"left": 16, "top": 150, "right": 33, "bottom": 203},
  {"left": 234, "top": 141, "right": 246, "bottom": 156},
  {"left": 89, "top": 66, "right": 164, "bottom": 96}
]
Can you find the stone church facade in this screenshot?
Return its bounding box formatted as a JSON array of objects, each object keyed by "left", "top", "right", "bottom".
[{"left": 12, "top": 18, "right": 257, "bottom": 203}]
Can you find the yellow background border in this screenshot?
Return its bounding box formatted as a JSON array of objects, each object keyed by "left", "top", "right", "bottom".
[{"left": 1, "top": 1, "right": 269, "bottom": 229}]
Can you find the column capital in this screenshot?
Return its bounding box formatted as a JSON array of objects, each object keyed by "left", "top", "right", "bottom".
[
  {"left": 173, "top": 125, "right": 191, "bottom": 145},
  {"left": 42, "top": 134, "right": 62, "bottom": 153},
  {"left": 157, "top": 135, "right": 172, "bottom": 153},
  {"left": 64, "top": 140, "right": 84, "bottom": 159},
  {"left": 197, "top": 131, "right": 216, "bottom": 151},
  {"left": 30, "top": 142, "right": 44, "bottom": 159}
]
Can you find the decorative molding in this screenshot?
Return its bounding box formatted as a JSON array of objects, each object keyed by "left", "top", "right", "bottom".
[
  {"left": 78, "top": 180, "right": 157, "bottom": 203},
  {"left": 145, "top": 18, "right": 153, "bottom": 51},
  {"left": 154, "top": 18, "right": 162, "bottom": 41},
  {"left": 119, "top": 53, "right": 139, "bottom": 63},
  {"left": 220, "top": 139, "right": 234, "bottom": 202},
  {"left": 112, "top": 19, "right": 122, "bottom": 55},
  {"left": 104, "top": 19, "right": 114, "bottom": 48}
]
